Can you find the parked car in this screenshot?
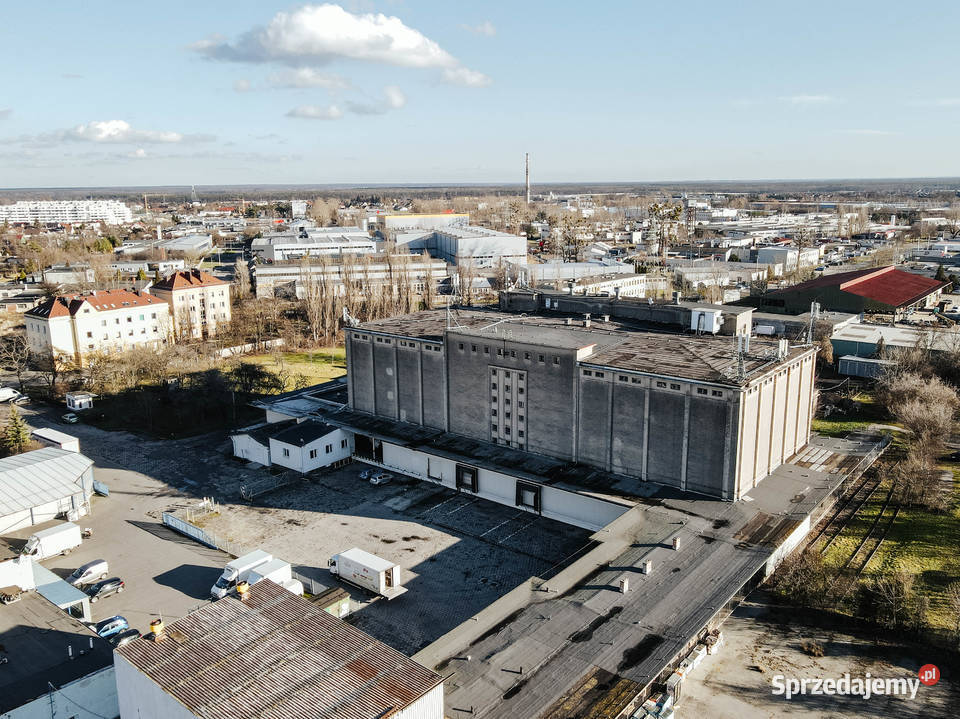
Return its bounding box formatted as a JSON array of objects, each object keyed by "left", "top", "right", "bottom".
[
  {"left": 358, "top": 468, "right": 374, "bottom": 480},
  {"left": 369, "top": 472, "right": 394, "bottom": 486},
  {"left": 110, "top": 628, "right": 141, "bottom": 648},
  {"left": 61, "top": 412, "right": 79, "bottom": 424},
  {"left": 86, "top": 577, "right": 124, "bottom": 603},
  {"left": 94, "top": 615, "right": 128, "bottom": 638},
  {"left": 67, "top": 559, "right": 109, "bottom": 587}
]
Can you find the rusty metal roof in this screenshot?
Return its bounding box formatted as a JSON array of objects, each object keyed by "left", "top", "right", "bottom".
[{"left": 116, "top": 581, "right": 442, "bottom": 719}]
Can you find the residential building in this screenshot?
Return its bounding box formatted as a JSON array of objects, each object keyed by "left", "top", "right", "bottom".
[
  {"left": 0, "top": 199, "right": 133, "bottom": 225},
  {"left": 0, "top": 285, "right": 44, "bottom": 313},
  {"left": 24, "top": 288, "right": 170, "bottom": 365},
  {"left": 251, "top": 224, "right": 376, "bottom": 262},
  {"left": 150, "top": 269, "right": 231, "bottom": 339},
  {"left": 0, "top": 589, "right": 117, "bottom": 719},
  {"left": 341, "top": 303, "right": 815, "bottom": 502},
  {"left": 114, "top": 580, "right": 443, "bottom": 719},
  {"left": 760, "top": 265, "right": 948, "bottom": 317},
  {"left": 31, "top": 264, "right": 96, "bottom": 285},
  {"left": 0, "top": 447, "right": 94, "bottom": 532}
]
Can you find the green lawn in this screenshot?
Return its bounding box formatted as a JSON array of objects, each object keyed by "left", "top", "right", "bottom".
[
  {"left": 811, "top": 418, "right": 874, "bottom": 437},
  {"left": 868, "top": 466, "right": 960, "bottom": 628},
  {"left": 244, "top": 348, "right": 346, "bottom": 390}
]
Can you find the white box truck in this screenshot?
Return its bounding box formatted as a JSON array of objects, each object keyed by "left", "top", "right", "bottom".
[
  {"left": 329, "top": 548, "right": 407, "bottom": 600},
  {"left": 246, "top": 559, "right": 303, "bottom": 596},
  {"left": 211, "top": 549, "right": 272, "bottom": 599},
  {"left": 20, "top": 523, "right": 82, "bottom": 561}
]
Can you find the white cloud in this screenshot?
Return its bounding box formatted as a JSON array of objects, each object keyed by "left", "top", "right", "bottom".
[
  {"left": 290, "top": 86, "right": 406, "bottom": 119},
  {"left": 462, "top": 21, "right": 496, "bottom": 37},
  {"left": 3, "top": 120, "right": 215, "bottom": 147},
  {"left": 64, "top": 120, "right": 212, "bottom": 144},
  {"left": 196, "top": 4, "right": 455, "bottom": 68},
  {"left": 781, "top": 94, "right": 834, "bottom": 105},
  {"left": 442, "top": 67, "right": 492, "bottom": 88},
  {"left": 193, "top": 4, "right": 490, "bottom": 89},
  {"left": 233, "top": 78, "right": 252, "bottom": 92},
  {"left": 127, "top": 148, "right": 148, "bottom": 158},
  {"left": 266, "top": 68, "right": 350, "bottom": 90},
  {"left": 287, "top": 104, "right": 344, "bottom": 120},
  {"left": 384, "top": 85, "right": 406, "bottom": 109}
]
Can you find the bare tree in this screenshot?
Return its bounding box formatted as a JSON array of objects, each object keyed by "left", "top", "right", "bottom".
[
  {"left": 234, "top": 258, "right": 251, "bottom": 298},
  {"left": 0, "top": 334, "right": 32, "bottom": 391}
]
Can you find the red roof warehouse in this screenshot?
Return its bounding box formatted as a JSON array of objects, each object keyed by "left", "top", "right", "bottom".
[{"left": 760, "top": 266, "right": 949, "bottom": 317}]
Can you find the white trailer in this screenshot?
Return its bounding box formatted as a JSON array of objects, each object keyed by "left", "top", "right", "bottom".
[
  {"left": 328, "top": 548, "right": 407, "bottom": 600},
  {"left": 211, "top": 549, "right": 272, "bottom": 598},
  {"left": 248, "top": 558, "right": 292, "bottom": 586},
  {"left": 247, "top": 559, "right": 303, "bottom": 596},
  {"left": 21, "top": 522, "right": 82, "bottom": 561}
]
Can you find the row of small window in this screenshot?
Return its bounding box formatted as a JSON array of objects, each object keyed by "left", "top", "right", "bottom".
[
  {"left": 492, "top": 425, "right": 525, "bottom": 437},
  {"left": 492, "top": 399, "right": 525, "bottom": 408},
  {"left": 491, "top": 410, "right": 524, "bottom": 421},
  {"left": 490, "top": 383, "right": 524, "bottom": 393},
  {"left": 491, "top": 438, "right": 525, "bottom": 449},
  {"left": 101, "top": 313, "right": 158, "bottom": 325},
  {"left": 88, "top": 327, "right": 160, "bottom": 339},
  {"left": 459, "top": 343, "right": 560, "bottom": 365},
  {"left": 286, "top": 438, "right": 349, "bottom": 459},
  {"left": 583, "top": 369, "right": 724, "bottom": 397},
  {"left": 491, "top": 369, "right": 525, "bottom": 381}
]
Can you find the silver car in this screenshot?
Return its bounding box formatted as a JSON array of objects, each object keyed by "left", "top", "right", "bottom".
[
  {"left": 67, "top": 559, "right": 109, "bottom": 587},
  {"left": 369, "top": 472, "right": 394, "bottom": 486}
]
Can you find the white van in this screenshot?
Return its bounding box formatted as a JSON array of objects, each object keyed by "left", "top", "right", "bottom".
[{"left": 67, "top": 559, "right": 109, "bottom": 587}]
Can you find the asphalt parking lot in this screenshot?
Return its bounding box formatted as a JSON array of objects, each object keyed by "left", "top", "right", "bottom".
[
  {"left": 197, "top": 464, "right": 593, "bottom": 655},
  {"left": 4, "top": 404, "right": 592, "bottom": 653},
  {"left": 4, "top": 466, "right": 229, "bottom": 634}
]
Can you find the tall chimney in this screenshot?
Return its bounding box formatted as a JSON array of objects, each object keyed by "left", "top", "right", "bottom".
[{"left": 525, "top": 153, "right": 531, "bottom": 205}]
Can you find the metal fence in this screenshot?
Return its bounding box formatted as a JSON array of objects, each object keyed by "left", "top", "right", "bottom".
[
  {"left": 162, "top": 498, "right": 247, "bottom": 558},
  {"left": 291, "top": 570, "right": 330, "bottom": 596}
]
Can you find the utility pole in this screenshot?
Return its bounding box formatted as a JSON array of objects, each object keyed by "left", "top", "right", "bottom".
[{"left": 525, "top": 153, "right": 531, "bottom": 205}]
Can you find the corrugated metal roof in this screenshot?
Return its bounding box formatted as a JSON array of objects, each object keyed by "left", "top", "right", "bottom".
[
  {"left": 117, "top": 581, "right": 442, "bottom": 719},
  {"left": 32, "top": 562, "right": 89, "bottom": 608},
  {"left": 0, "top": 447, "right": 93, "bottom": 516}
]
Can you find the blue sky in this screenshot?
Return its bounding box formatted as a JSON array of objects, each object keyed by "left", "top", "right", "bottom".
[{"left": 1, "top": 1, "right": 959, "bottom": 188}]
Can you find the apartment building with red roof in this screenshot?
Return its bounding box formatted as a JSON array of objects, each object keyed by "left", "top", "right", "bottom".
[
  {"left": 149, "top": 269, "right": 231, "bottom": 340},
  {"left": 24, "top": 288, "right": 170, "bottom": 365}
]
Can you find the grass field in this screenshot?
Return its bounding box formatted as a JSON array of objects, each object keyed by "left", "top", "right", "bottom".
[{"left": 244, "top": 348, "right": 346, "bottom": 390}]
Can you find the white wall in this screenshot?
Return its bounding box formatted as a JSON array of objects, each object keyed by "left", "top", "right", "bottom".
[
  {"left": 2, "top": 666, "right": 118, "bottom": 719},
  {"left": 394, "top": 684, "right": 444, "bottom": 719},
  {"left": 270, "top": 429, "right": 351, "bottom": 473},
  {"left": 231, "top": 435, "right": 271, "bottom": 466},
  {"left": 115, "top": 654, "right": 197, "bottom": 719},
  {"left": 378, "top": 442, "right": 628, "bottom": 531}
]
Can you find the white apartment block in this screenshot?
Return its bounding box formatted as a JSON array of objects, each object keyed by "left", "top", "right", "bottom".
[
  {"left": 24, "top": 289, "right": 170, "bottom": 365},
  {"left": 0, "top": 200, "right": 133, "bottom": 225},
  {"left": 149, "top": 269, "right": 231, "bottom": 339}
]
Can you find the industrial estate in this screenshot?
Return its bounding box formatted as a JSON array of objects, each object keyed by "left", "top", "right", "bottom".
[{"left": 1, "top": 3, "right": 959, "bottom": 719}]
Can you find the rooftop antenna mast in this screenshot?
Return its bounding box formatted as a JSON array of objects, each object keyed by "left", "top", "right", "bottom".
[{"left": 807, "top": 301, "right": 821, "bottom": 344}]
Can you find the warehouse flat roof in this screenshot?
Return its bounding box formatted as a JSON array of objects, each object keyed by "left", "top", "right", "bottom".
[
  {"left": 116, "top": 580, "right": 442, "bottom": 719},
  {"left": 357, "top": 309, "right": 812, "bottom": 385},
  {"left": 0, "top": 592, "right": 113, "bottom": 713}
]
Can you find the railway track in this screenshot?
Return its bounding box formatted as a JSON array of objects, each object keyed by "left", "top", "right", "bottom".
[
  {"left": 838, "top": 479, "right": 899, "bottom": 577},
  {"left": 808, "top": 471, "right": 883, "bottom": 554}
]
